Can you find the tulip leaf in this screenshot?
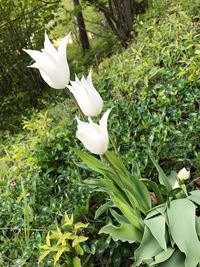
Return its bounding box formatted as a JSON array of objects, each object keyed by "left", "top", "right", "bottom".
[
  {"left": 188, "top": 190, "right": 200, "bottom": 206},
  {"left": 133, "top": 226, "right": 163, "bottom": 267},
  {"left": 99, "top": 222, "right": 142, "bottom": 243},
  {"left": 111, "top": 195, "right": 143, "bottom": 231},
  {"left": 147, "top": 152, "right": 171, "bottom": 191},
  {"left": 95, "top": 201, "right": 114, "bottom": 219},
  {"left": 145, "top": 214, "right": 167, "bottom": 251},
  {"left": 105, "top": 151, "right": 129, "bottom": 176},
  {"left": 110, "top": 209, "right": 130, "bottom": 224},
  {"left": 141, "top": 178, "right": 164, "bottom": 204},
  {"left": 72, "top": 148, "right": 109, "bottom": 174},
  {"left": 121, "top": 175, "right": 151, "bottom": 214},
  {"left": 167, "top": 198, "right": 200, "bottom": 267},
  {"left": 158, "top": 250, "right": 185, "bottom": 267},
  {"left": 149, "top": 247, "right": 175, "bottom": 266}
]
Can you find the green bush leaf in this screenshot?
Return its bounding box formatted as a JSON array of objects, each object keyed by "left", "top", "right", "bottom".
[{"left": 73, "top": 256, "right": 82, "bottom": 267}]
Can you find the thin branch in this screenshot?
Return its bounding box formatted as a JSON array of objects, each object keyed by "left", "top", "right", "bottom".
[{"left": 0, "top": 1, "right": 60, "bottom": 29}]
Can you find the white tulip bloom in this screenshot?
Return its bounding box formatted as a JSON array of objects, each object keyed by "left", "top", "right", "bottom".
[
  {"left": 67, "top": 71, "right": 103, "bottom": 116},
  {"left": 76, "top": 109, "right": 111, "bottom": 155},
  {"left": 23, "top": 33, "right": 70, "bottom": 89},
  {"left": 177, "top": 167, "right": 190, "bottom": 181}
]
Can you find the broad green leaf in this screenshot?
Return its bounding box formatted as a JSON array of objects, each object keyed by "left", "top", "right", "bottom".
[
  {"left": 145, "top": 214, "right": 167, "bottom": 251},
  {"left": 73, "top": 256, "right": 82, "bottom": 267},
  {"left": 167, "top": 171, "right": 178, "bottom": 188},
  {"left": 133, "top": 226, "right": 163, "bottom": 267},
  {"left": 167, "top": 198, "right": 200, "bottom": 267},
  {"left": 149, "top": 247, "right": 175, "bottom": 266},
  {"left": 99, "top": 222, "right": 142, "bottom": 243},
  {"left": 196, "top": 216, "right": 200, "bottom": 238},
  {"left": 141, "top": 178, "right": 164, "bottom": 204},
  {"left": 95, "top": 201, "right": 113, "bottom": 219},
  {"left": 158, "top": 250, "right": 185, "bottom": 267},
  {"left": 123, "top": 175, "right": 151, "bottom": 214},
  {"left": 188, "top": 190, "right": 200, "bottom": 206},
  {"left": 146, "top": 203, "right": 166, "bottom": 220},
  {"left": 111, "top": 195, "right": 143, "bottom": 231},
  {"left": 72, "top": 148, "right": 109, "bottom": 174},
  {"left": 110, "top": 209, "right": 130, "bottom": 224},
  {"left": 147, "top": 152, "right": 171, "bottom": 191},
  {"left": 105, "top": 151, "right": 129, "bottom": 176}
]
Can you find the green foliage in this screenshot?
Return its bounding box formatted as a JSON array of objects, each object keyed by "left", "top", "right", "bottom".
[
  {"left": 92, "top": 0, "right": 200, "bottom": 175},
  {"left": 39, "top": 212, "right": 89, "bottom": 266}
]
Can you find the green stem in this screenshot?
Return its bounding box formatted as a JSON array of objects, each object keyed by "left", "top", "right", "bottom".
[{"left": 64, "top": 88, "right": 86, "bottom": 120}]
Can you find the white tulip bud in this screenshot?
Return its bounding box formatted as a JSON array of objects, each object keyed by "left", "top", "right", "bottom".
[
  {"left": 67, "top": 70, "right": 103, "bottom": 117},
  {"left": 23, "top": 33, "right": 70, "bottom": 89},
  {"left": 76, "top": 109, "right": 111, "bottom": 155},
  {"left": 177, "top": 167, "right": 190, "bottom": 181}
]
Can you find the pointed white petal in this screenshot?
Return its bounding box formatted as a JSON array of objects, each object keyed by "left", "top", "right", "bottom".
[
  {"left": 23, "top": 49, "right": 43, "bottom": 62},
  {"left": 44, "top": 33, "right": 58, "bottom": 58}
]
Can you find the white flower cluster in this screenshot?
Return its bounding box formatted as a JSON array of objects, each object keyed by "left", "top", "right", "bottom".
[{"left": 24, "top": 33, "right": 110, "bottom": 155}]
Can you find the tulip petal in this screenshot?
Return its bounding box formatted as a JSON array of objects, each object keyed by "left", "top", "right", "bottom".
[
  {"left": 23, "top": 49, "right": 43, "bottom": 62},
  {"left": 44, "top": 32, "right": 58, "bottom": 59},
  {"left": 100, "top": 109, "right": 112, "bottom": 134}
]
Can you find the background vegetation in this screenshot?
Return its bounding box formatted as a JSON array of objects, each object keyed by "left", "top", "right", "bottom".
[{"left": 0, "top": 0, "right": 200, "bottom": 266}]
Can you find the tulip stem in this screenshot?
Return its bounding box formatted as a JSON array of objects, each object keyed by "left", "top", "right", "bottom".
[
  {"left": 64, "top": 88, "right": 86, "bottom": 120},
  {"left": 104, "top": 152, "right": 124, "bottom": 188}
]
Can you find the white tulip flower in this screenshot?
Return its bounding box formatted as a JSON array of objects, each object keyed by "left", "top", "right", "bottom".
[
  {"left": 23, "top": 33, "right": 70, "bottom": 89},
  {"left": 67, "top": 71, "right": 103, "bottom": 116},
  {"left": 76, "top": 109, "right": 111, "bottom": 155},
  {"left": 177, "top": 167, "right": 190, "bottom": 181}
]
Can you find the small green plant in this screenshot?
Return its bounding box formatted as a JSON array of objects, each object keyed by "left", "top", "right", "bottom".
[{"left": 39, "top": 213, "right": 89, "bottom": 266}]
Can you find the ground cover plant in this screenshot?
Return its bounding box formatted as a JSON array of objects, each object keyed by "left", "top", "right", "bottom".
[{"left": 0, "top": 0, "right": 200, "bottom": 266}]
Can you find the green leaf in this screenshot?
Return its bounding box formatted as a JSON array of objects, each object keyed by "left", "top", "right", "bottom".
[
  {"left": 105, "top": 151, "right": 129, "bottom": 176},
  {"left": 133, "top": 226, "right": 163, "bottom": 267},
  {"left": 141, "top": 178, "right": 164, "bottom": 204},
  {"left": 188, "top": 190, "right": 200, "bottom": 206},
  {"left": 111, "top": 195, "right": 143, "bottom": 231},
  {"left": 158, "top": 250, "right": 185, "bottom": 267},
  {"left": 167, "top": 198, "right": 200, "bottom": 267},
  {"left": 74, "top": 244, "right": 84, "bottom": 255},
  {"left": 147, "top": 152, "right": 171, "bottom": 191},
  {"left": 38, "top": 250, "right": 51, "bottom": 263},
  {"left": 72, "top": 148, "right": 109, "bottom": 174},
  {"left": 53, "top": 246, "right": 68, "bottom": 265},
  {"left": 110, "top": 209, "right": 130, "bottom": 224},
  {"left": 72, "top": 236, "right": 88, "bottom": 247},
  {"left": 149, "top": 247, "right": 175, "bottom": 266},
  {"left": 99, "top": 222, "right": 142, "bottom": 243},
  {"left": 73, "top": 256, "right": 82, "bottom": 267},
  {"left": 95, "top": 201, "right": 114, "bottom": 219},
  {"left": 196, "top": 216, "right": 200, "bottom": 238},
  {"left": 145, "top": 214, "right": 167, "bottom": 251}
]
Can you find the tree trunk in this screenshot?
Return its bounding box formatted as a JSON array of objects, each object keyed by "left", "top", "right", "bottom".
[
  {"left": 73, "top": 0, "right": 90, "bottom": 51},
  {"left": 85, "top": 0, "right": 148, "bottom": 47}
]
